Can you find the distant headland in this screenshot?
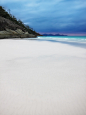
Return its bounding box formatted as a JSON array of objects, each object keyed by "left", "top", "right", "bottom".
[{"left": 42, "top": 33, "right": 67, "bottom": 36}]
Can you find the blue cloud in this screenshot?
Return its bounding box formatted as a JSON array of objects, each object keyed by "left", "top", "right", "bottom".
[{"left": 0, "top": 0, "right": 86, "bottom": 34}]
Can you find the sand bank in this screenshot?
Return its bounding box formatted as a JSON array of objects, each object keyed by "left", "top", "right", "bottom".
[{"left": 0, "top": 39, "right": 86, "bottom": 115}]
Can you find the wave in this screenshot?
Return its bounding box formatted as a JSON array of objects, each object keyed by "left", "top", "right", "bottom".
[{"left": 38, "top": 36, "right": 86, "bottom": 43}]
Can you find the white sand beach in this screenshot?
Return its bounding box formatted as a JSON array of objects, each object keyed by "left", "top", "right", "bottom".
[{"left": 0, "top": 39, "right": 86, "bottom": 115}]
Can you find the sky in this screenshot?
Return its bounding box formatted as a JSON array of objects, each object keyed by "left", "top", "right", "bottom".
[{"left": 0, "top": 0, "right": 86, "bottom": 35}]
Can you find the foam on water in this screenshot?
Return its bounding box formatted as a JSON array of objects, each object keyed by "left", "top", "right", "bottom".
[
  {"left": 38, "top": 36, "right": 86, "bottom": 43},
  {"left": 37, "top": 36, "right": 86, "bottom": 49}
]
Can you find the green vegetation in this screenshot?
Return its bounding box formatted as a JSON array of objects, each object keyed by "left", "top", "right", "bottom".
[{"left": 0, "top": 6, "right": 38, "bottom": 35}]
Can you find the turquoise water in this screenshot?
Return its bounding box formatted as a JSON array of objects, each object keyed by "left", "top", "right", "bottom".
[
  {"left": 38, "top": 36, "right": 86, "bottom": 42},
  {"left": 36, "top": 36, "right": 86, "bottom": 49},
  {"left": 26, "top": 36, "right": 86, "bottom": 48}
]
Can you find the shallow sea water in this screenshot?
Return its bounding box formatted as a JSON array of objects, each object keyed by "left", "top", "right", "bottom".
[
  {"left": 38, "top": 36, "right": 86, "bottom": 42},
  {"left": 26, "top": 36, "right": 86, "bottom": 49}
]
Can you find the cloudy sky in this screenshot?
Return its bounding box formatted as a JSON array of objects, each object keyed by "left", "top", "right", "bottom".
[{"left": 0, "top": 0, "right": 86, "bottom": 35}]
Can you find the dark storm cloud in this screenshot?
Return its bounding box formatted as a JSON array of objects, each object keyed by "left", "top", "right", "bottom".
[{"left": 0, "top": 0, "right": 86, "bottom": 34}]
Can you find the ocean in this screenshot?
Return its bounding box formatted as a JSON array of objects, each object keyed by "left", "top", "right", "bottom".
[
  {"left": 35, "top": 36, "right": 86, "bottom": 49},
  {"left": 38, "top": 36, "right": 86, "bottom": 42}
]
